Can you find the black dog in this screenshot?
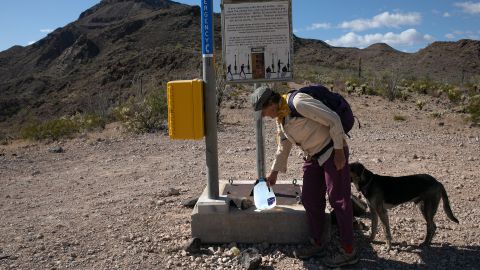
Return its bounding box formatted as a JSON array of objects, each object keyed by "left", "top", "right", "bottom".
[{"left": 349, "top": 162, "right": 459, "bottom": 250}]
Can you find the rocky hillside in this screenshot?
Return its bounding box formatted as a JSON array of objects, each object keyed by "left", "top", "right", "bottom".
[
  {"left": 295, "top": 38, "right": 480, "bottom": 83},
  {"left": 0, "top": 0, "right": 479, "bottom": 134},
  {"left": 0, "top": 0, "right": 210, "bottom": 132}
]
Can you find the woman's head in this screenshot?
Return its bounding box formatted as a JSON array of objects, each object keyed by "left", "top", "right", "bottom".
[{"left": 251, "top": 86, "right": 281, "bottom": 118}]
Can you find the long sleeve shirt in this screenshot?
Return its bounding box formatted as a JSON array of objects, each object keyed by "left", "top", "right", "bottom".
[{"left": 271, "top": 92, "right": 346, "bottom": 173}]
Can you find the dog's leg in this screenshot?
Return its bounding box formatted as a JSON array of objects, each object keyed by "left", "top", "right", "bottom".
[
  {"left": 423, "top": 195, "right": 440, "bottom": 246},
  {"left": 369, "top": 206, "right": 379, "bottom": 242},
  {"left": 377, "top": 207, "right": 392, "bottom": 251}
]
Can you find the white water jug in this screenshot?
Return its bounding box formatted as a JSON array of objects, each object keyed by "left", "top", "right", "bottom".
[{"left": 253, "top": 178, "right": 276, "bottom": 210}]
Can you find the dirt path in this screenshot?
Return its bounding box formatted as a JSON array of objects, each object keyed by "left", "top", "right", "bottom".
[{"left": 1, "top": 92, "right": 479, "bottom": 269}]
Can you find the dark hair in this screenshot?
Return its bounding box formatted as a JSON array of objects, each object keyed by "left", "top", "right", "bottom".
[{"left": 262, "top": 91, "right": 281, "bottom": 109}]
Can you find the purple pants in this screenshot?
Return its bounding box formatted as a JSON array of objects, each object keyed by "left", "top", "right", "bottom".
[{"left": 301, "top": 146, "right": 353, "bottom": 246}]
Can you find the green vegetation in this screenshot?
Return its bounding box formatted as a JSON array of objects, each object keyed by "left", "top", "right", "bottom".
[
  {"left": 295, "top": 65, "right": 480, "bottom": 125},
  {"left": 467, "top": 95, "right": 480, "bottom": 124},
  {"left": 20, "top": 113, "right": 105, "bottom": 140},
  {"left": 113, "top": 88, "right": 168, "bottom": 133},
  {"left": 0, "top": 133, "right": 9, "bottom": 145},
  {"left": 429, "top": 112, "right": 443, "bottom": 119},
  {"left": 393, "top": 115, "right": 407, "bottom": 121},
  {"left": 14, "top": 66, "right": 480, "bottom": 141},
  {"left": 416, "top": 100, "right": 426, "bottom": 110}
]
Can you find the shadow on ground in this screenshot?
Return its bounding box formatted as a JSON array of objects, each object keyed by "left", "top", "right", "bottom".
[{"left": 297, "top": 223, "right": 480, "bottom": 269}]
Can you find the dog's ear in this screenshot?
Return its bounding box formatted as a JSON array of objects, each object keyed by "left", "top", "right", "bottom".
[{"left": 349, "top": 162, "right": 363, "bottom": 175}]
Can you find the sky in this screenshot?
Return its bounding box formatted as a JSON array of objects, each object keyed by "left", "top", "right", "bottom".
[{"left": 1, "top": 0, "right": 479, "bottom": 53}]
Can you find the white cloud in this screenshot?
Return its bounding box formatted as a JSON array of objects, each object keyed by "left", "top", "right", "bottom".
[
  {"left": 40, "top": 29, "right": 53, "bottom": 33},
  {"left": 27, "top": 41, "right": 36, "bottom": 45},
  {"left": 449, "top": 30, "right": 480, "bottom": 39},
  {"left": 326, "top": 29, "right": 434, "bottom": 48},
  {"left": 306, "top": 23, "right": 331, "bottom": 31},
  {"left": 455, "top": 2, "right": 480, "bottom": 14},
  {"left": 443, "top": 12, "right": 451, "bottom": 17},
  {"left": 339, "top": 12, "right": 421, "bottom": 32},
  {"left": 445, "top": 33, "right": 456, "bottom": 39}
]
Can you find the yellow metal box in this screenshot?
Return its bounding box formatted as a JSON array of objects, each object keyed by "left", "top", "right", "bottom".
[{"left": 167, "top": 79, "right": 205, "bottom": 140}]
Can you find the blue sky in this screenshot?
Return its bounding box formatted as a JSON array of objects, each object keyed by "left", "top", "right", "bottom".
[{"left": 1, "top": 0, "right": 479, "bottom": 52}]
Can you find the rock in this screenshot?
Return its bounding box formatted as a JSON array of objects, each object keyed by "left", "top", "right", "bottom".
[
  {"left": 241, "top": 199, "right": 254, "bottom": 210},
  {"left": 183, "top": 238, "right": 202, "bottom": 254},
  {"left": 239, "top": 248, "right": 262, "bottom": 270},
  {"left": 48, "top": 146, "right": 64, "bottom": 153},
  {"left": 181, "top": 197, "right": 198, "bottom": 208},
  {"left": 230, "top": 247, "right": 241, "bottom": 257},
  {"left": 167, "top": 188, "right": 180, "bottom": 196}
]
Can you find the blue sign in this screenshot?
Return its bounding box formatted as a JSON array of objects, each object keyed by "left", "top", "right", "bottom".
[{"left": 201, "top": 0, "right": 214, "bottom": 57}]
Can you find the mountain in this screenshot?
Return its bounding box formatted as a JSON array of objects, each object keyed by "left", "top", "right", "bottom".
[
  {"left": 0, "top": 0, "right": 210, "bottom": 130},
  {"left": 295, "top": 38, "right": 480, "bottom": 83},
  {"left": 1, "top": 0, "right": 479, "bottom": 134}
]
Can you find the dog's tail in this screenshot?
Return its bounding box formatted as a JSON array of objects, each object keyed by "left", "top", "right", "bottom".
[{"left": 440, "top": 184, "right": 459, "bottom": 223}]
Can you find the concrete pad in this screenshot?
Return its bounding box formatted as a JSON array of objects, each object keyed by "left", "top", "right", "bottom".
[
  {"left": 195, "top": 185, "right": 230, "bottom": 214},
  {"left": 191, "top": 180, "right": 331, "bottom": 244}
]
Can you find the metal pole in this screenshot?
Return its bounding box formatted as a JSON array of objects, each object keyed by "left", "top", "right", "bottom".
[
  {"left": 254, "top": 83, "right": 266, "bottom": 179},
  {"left": 201, "top": 0, "right": 219, "bottom": 199}
]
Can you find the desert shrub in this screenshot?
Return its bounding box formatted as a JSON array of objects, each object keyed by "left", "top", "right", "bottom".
[
  {"left": 113, "top": 88, "right": 167, "bottom": 133},
  {"left": 393, "top": 115, "right": 407, "bottom": 121},
  {"left": 398, "top": 90, "right": 410, "bottom": 101},
  {"left": 467, "top": 95, "right": 480, "bottom": 124},
  {"left": 20, "top": 113, "right": 105, "bottom": 140},
  {"left": 0, "top": 133, "right": 9, "bottom": 145},
  {"left": 446, "top": 88, "right": 462, "bottom": 103},
  {"left": 429, "top": 112, "right": 443, "bottom": 118},
  {"left": 404, "top": 79, "right": 438, "bottom": 95},
  {"left": 368, "top": 72, "right": 400, "bottom": 100},
  {"left": 416, "top": 100, "right": 426, "bottom": 110}
]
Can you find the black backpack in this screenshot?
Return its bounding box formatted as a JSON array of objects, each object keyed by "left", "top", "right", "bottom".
[{"left": 287, "top": 85, "right": 355, "bottom": 134}]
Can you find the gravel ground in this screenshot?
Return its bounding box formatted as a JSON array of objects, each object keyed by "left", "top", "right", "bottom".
[{"left": 1, "top": 92, "right": 479, "bottom": 270}]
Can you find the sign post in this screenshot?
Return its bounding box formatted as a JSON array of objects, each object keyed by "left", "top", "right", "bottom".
[
  {"left": 222, "top": 0, "right": 293, "bottom": 181},
  {"left": 254, "top": 83, "right": 266, "bottom": 179},
  {"left": 202, "top": 0, "right": 219, "bottom": 200}
]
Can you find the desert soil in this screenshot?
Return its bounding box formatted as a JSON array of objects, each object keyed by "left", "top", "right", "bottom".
[{"left": 1, "top": 91, "right": 479, "bottom": 270}]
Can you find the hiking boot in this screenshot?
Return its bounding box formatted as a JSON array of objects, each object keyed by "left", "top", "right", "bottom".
[
  {"left": 324, "top": 249, "right": 359, "bottom": 268},
  {"left": 293, "top": 244, "right": 326, "bottom": 259}
]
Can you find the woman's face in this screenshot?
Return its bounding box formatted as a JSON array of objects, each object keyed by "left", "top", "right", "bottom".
[{"left": 262, "top": 103, "right": 278, "bottom": 118}]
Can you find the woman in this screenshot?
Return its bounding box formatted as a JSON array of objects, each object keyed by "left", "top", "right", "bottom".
[{"left": 251, "top": 86, "right": 358, "bottom": 267}]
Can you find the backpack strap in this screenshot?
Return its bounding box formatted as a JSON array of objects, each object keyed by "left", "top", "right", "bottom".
[{"left": 287, "top": 90, "right": 303, "bottom": 118}]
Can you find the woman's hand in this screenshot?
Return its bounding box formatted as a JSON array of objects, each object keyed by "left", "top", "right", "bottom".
[
  {"left": 267, "top": 171, "right": 279, "bottom": 186},
  {"left": 334, "top": 149, "right": 346, "bottom": 171}
]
